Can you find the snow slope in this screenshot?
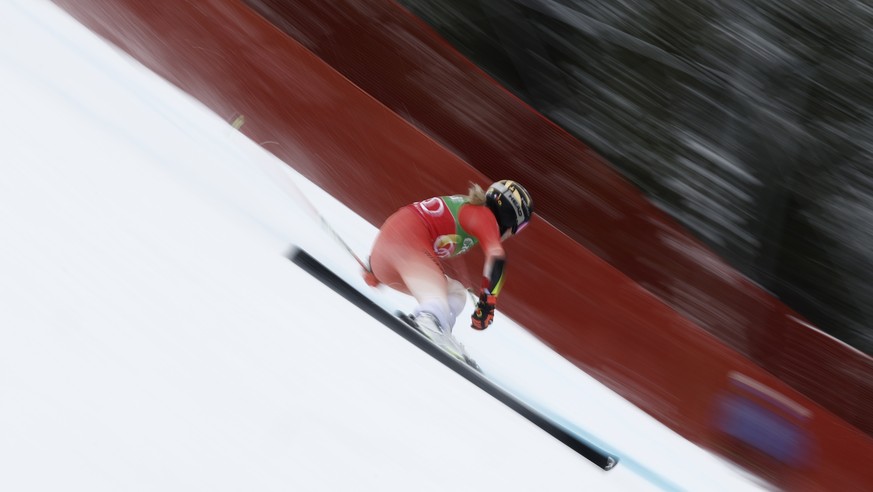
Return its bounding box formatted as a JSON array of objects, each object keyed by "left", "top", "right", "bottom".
[{"left": 0, "top": 1, "right": 765, "bottom": 490}]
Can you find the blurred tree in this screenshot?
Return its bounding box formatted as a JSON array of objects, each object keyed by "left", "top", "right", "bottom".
[{"left": 400, "top": 0, "right": 873, "bottom": 353}]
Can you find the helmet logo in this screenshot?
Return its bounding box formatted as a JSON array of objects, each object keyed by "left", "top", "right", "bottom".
[
  {"left": 487, "top": 180, "right": 532, "bottom": 234},
  {"left": 506, "top": 189, "right": 526, "bottom": 224}
]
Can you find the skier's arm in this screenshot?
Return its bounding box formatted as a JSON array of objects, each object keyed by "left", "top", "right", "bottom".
[
  {"left": 460, "top": 206, "right": 505, "bottom": 329},
  {"left": 481, "top": 254, "right": 506, "bottom": 296},
  {"left": 460, "top": 205, "right": 506, "bottom": 294}
]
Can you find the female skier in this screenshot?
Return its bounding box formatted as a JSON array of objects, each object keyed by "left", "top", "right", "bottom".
[{"left": 363, "top": 180, "right": 533, "bottom": 340}]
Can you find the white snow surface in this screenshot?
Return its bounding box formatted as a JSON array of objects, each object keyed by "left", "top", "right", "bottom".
[{"left": 0, "top": 1, "right": 767, "bottom": 490}]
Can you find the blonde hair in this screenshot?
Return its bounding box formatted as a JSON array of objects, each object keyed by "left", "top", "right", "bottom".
[{"left": 467, "top": 182, "right": 486, "bottom": 205}]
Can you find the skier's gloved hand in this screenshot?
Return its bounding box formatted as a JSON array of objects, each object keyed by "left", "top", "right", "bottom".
[{"left": 471, "top": 292, "right": 497, "bottom": 330}]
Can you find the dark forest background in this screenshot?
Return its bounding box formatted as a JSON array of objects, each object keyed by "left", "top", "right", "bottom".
[{"left": 399, "top": 0, "right": 873, "bottom": 354}]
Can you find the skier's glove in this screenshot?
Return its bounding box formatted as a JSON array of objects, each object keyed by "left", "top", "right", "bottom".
[{"left": 471, "top": 292, "right": 497, "bottom": 330}]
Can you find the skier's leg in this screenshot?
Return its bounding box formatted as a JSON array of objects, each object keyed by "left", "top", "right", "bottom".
[
  {"left": 369, "top": 207, "right": 452, "bottom": 329},
  {"left": 446, "top": 277, "right": 467, "bottom": 329},
  {"left": 368, "top": 208, "right": 424, "bottom": 294},
  {"left": 398, "top": 252, "right": 452, "bottom": 330}
]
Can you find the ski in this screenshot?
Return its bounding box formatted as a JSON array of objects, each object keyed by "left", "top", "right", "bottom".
[
  {"left": 288, "top": 247, "right": 619, "bottom": 471},
  {"left": 396, "top": 312, "right": 482, "bottom": 372}
]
